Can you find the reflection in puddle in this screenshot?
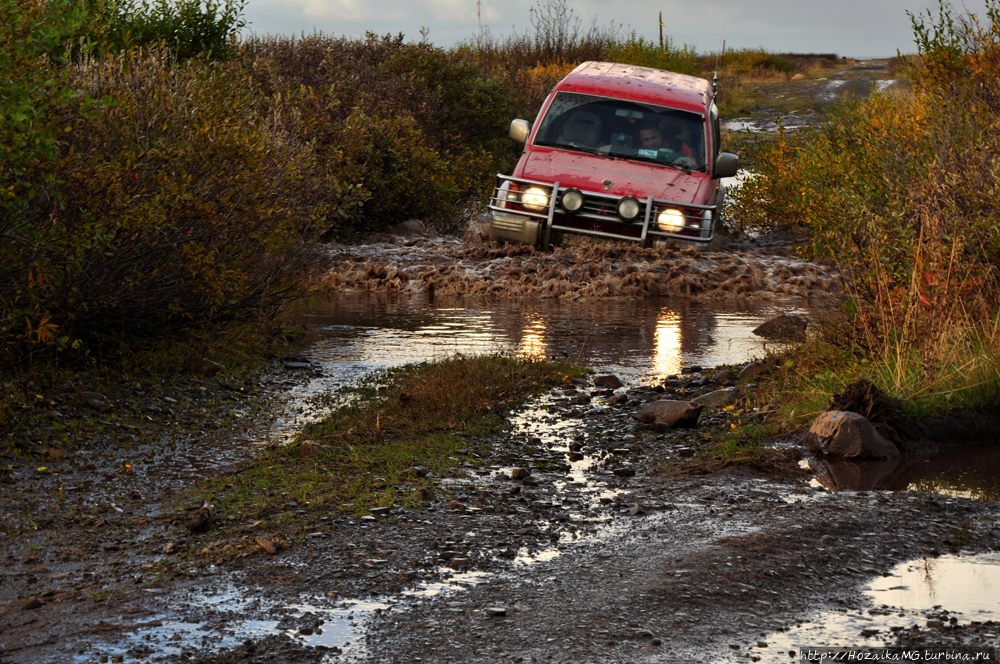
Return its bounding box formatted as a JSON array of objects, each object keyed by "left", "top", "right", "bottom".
[
  {"left": 868, "top": 554, "right": 1000, "bottom": 618},
  {"left": 752, "top": 554, "right": 1000, "bottom": 662},
  {"left": 808, "top": 443, "right": 1000, "bottom": 500}
]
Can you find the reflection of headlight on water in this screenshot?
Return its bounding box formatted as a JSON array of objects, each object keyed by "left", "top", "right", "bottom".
[
  {"left": 656, "top": 208, "right": 685, "bottom": 232},
  {"left": 522, "top": 187, "right": 549, "bottom": 211}
]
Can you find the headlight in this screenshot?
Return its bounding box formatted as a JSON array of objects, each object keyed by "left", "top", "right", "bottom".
[
  {"left": 657, "top": 209, "right": 685, "bottom": 232},
  {"left": 561, "top": 189, "right": 584, "bottom": 214},
  {"left": 522, "top": 186, "right": 550, "bottom": 211},
  {"left": 616, "top": 196, "right": 641, "bottom": 221}
]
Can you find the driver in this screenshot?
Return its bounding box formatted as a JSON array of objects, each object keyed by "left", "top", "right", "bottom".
[{"left": 639, "top": 121, "right": 695, "bottom": 160}]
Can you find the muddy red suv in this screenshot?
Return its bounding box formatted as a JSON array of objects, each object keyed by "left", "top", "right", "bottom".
[{"left": 490, "top": 61, "right": 739, "bottom": 249}]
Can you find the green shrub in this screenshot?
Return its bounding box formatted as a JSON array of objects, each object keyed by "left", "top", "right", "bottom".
[
  {"left": 77, "top": 0, "right": 246, "bottom": 60},
  {"left": 1, "top": 46, "right": 339, "bottom": 355}
]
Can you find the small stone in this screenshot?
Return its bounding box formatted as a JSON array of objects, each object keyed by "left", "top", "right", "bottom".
[
  {"left": 298, "top": 440, "right": 326, "bottom": 457},
  {"left": 608, "top": 394, "right": 628, "bottom": 405},
  {"left": 737, "top": 362, "right": 769, "bottom": 382},
  {"left": 927, "top": 619, "right": 944, "bottom": 627},
  {"left": 628, "top": 505, "right": 645, "bottom": 516},
  {"left": 163, "top": 542, "right": 178, "bottom": 554},
  {"left": 633, "top": 400, "right": 703, "bottom": 428},
  {"left": 449, "top": 557, "right": 470, "bottom": 568},
  {"left": 651, "top": 638, "right": 662, "bottom": 646},
  {"left": 370, "top": 507, "right": 392, "bottom": 516},
  {"left": 568, "top": 452, "right": 584, "bottom": 461},
  {"left": 399, "top": 218, "right": 426, "bottom": 233},
  {"left": 511, "top": 468, "right": 531, "bottom": 480},
  {"left": 404, "top": 466, "right": 428, "bottom": 478},
  {"left": 714, "top": 369, "right": 738, "bottom": 383},
  {"left": 522, "top": 475, "right": 538, "bottom": 486},
  {"left": 613, "top": 467, "right": 636, "bottom": 477},
  {"left": 757, "top": 641, "right": 768, "bottom": 648},
  {"left": 694, "top": 388, "right": 738, "bottom": 409},
  {"left": 255, "top": 536, "right": 277, "bottom": 555},
  {"left": 447, "top": 501, "right": 467, "bottom": 511},
  {"left": 752, "top": 314, "right": 808, "bottom": 341},
  {"left": 593, "top": 375, "right": 624, "bottom": 389},
  {"left": 400, "top": 571, "right": 417, "bottom": 581},
  {"left": 184, "top": 357, "right": 225, "bottom": 376},
  {"left": 299, "top": 626, "right": 314, "bottom": 636},
  {"left": 73, "top": 391, "right": 111, "bottom": 412},
  {"left": 23, "top": 597, "right": 43, "bottom": 610},
  {"left": 485, "top": 607, "right": 507, "bottom": 617}
]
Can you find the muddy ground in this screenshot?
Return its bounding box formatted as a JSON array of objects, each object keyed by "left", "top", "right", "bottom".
[
  {"left": 3, "top": 354, "right": 999, "bottom": 664},
  {"left": 4, "top": 58, "right": 998, "bottom": 664}
]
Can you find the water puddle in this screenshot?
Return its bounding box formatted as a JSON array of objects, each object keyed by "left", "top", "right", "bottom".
[
  {"left": 750, "top": 553, "right": 1000, "bottom": 661},
  {"left": 807, "top": 443, "right": 1000, "bottom": 500},
  {"left": 724, "top": 112, "right": 818, "bottom": 134},
  {"left": 279, "top": 292, "right": 807, "bottom": 437},
  {"left": 81, "top": 568, "right": 497, "bottom": 662}
]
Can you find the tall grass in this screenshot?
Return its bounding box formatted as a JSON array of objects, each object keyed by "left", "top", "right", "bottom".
[{"left": 729, "top": 0, "right": 1000, "bottom": 412}]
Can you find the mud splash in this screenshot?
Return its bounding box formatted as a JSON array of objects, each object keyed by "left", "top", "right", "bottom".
[{"left": 317, "top": 237, "right": 839, "bottom": 301}]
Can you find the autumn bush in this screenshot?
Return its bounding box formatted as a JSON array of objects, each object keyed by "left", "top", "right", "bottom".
[{"left": 729, "top": 1, "right": 1000, "bottom": 406}]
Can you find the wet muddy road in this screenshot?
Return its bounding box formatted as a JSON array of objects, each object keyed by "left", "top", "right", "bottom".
[{"left": 3, "top": 283, "right": 1000, "bottom": 664}]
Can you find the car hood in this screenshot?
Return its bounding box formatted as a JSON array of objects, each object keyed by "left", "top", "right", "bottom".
[{"left": 519, "top": 148, "right": 708, "bottom": 203}]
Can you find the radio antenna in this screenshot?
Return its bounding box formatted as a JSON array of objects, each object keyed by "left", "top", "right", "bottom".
[{"left": 712, "top": 7, "right": 732, "bottom": 101}]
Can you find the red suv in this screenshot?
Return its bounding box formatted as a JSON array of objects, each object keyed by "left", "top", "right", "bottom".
[{"left": 490, "top": 61, "right": 739, "bottom": 249}]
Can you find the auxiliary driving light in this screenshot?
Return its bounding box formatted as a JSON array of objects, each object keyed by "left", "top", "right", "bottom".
[
  {"left": 616, "top": 196, "right": 641, "bottom": 221},
  {"left": 522, "top": 186, "right": 550, "bottom": 211},
  {"left": 657, "top": 208, "right": 685, "bottom": 232},
  {"left": 561, "top": 189, "right": 584, "bottom": 214}
]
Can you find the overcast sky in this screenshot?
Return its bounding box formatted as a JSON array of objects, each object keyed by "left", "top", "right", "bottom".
[{"left": 243, "top": 0, "right": 988, "bottom": 58}]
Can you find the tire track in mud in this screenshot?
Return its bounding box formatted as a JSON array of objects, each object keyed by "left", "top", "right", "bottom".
[{"left": 317, "top": 237, "right": 840, "bottom": 301}]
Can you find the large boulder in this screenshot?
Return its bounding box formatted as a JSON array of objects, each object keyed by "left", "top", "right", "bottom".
[
  {"left": 752, "top": 314, "right": 808, "bottom": 341},
  {"left": 633, "top": 400, "right": 703, "bottom": 429},
  {"left": 806, "top": 410, "right": 900, "bottom": 458}
]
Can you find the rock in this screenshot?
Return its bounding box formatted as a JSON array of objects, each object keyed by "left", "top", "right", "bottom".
[
  {"left": 714, "top": 369, "right": 737, "bottom": 383},
  {"left": 805, "top": 411, "right": 901, "bottom": 458},
  {"left": 400, "top": 571, "right": 417, "bottom": 582},
  {"left": 298, "top": 440, "right": 326, "bottom": 457},
  {"left": 163, "top": 542, "right": 178, "bottom": 554},
  {"left": 256, "top": 536, "right": 277, "bottom": 555},
  {"left": 399, "top": 218, "right": 426, "bottom": 233},
  {"left": 369, "top": 507, "right": 392, "bottom": 516},
  {"left": 608, "top": 394, "right": 628, "bottom": 405},
  {"left": 485, "top": 607, "right": 507, "bottom": 617},
  {"left": 449, "top": 557, "right": 470, "bottom": 568},
  {"left": 791, "top": 73, "right": 806, "bottom": 80},
  {"left": 404, "top": 466, "right": 428, "bottom": 478},
  {"left": 633, "top": 400, "right": 703, "bottom": 428},
  {"left": 43, "top": 448, "right": 71, "bottom": 460},
  {"left": 628, "top": 505, "right": 645, "bottom": 516},
  {"left": 568, "top": 451, "right": 584, "bottom": 461},
  {"left": 752, "top": 314, "right": 808, "bottom": 341},
  {"left": 594, "top": 375, "right": 623, "bottom": 389},
  {"left": 675, "top": 447, "right": 695, "bottom": 458},
  {"left": 522, "top": 475, "right": 538, "bottom": 486},
  {"left": 186, "top": 502, "right": 213, "bottom": 534},
  {"left": 417, "top": 486, "right": 435, "bottom": 502},
  {"left": 447, "top": 501, "right": 467, "bottom": 511},
  {"left": 737, "top": 362, "right": 769, "bottom": 382},
  {"left": 694, "top": 388, "right": 738, "bottom": 409},
  {"left": 511, "top": 467, "right": 531, "bottom": 480},
  {"left": 562, "top": 375, "right": 587, "bottom": 387},
  {"left": 73, "top": 391, "right": 111, "bottom": 412},
  {"left": 23, "top": 597, "right": 43, "bottom": 610},
  {"left": 613, "top": 467, "right": 636, "bottom": 477},
  {"left": 184, "top": 357, "right": 225, "bottom": 376}
]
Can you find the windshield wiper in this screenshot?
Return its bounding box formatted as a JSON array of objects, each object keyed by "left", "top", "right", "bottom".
[{"left": 534, "top": 141, "right": 614, "bottom": 159}]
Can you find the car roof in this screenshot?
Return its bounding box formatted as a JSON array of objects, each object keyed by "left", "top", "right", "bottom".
[{"left": 554, "top": 61, "right": 712, "bottom": 114}]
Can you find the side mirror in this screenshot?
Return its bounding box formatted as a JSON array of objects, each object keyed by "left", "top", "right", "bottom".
[
  {"left": 509, "top": 119, "right": 530, "bottom": 145},
  {"left": 713, "top": 152, "right": 740, "bottom": 179}
]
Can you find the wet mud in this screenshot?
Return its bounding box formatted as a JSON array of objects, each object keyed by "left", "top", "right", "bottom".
[{"left": 318, "top": 235, "right": 839, "bottom": 302}]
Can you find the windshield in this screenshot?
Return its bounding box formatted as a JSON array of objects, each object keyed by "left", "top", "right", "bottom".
[{"left": 533, "top": 92, "right": 706, "bottom": 171}]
